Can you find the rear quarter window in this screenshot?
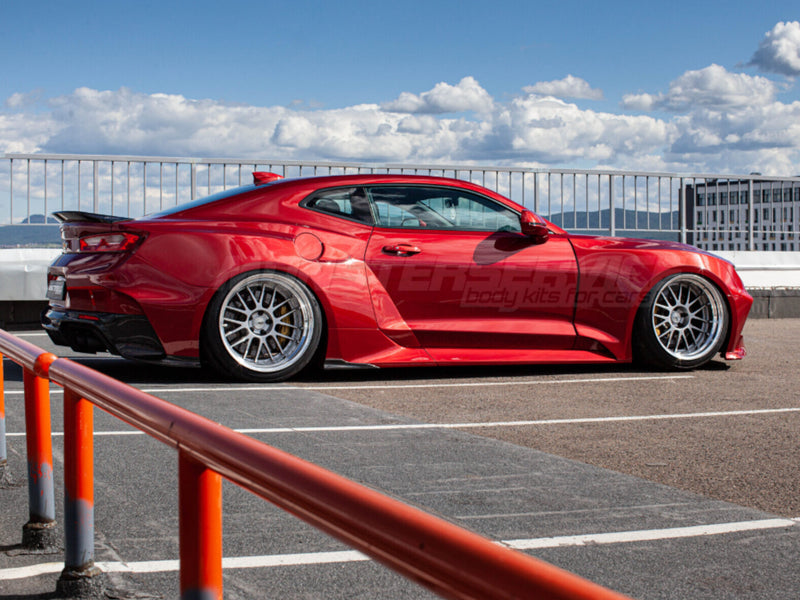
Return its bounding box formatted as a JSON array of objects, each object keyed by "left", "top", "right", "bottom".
[{"left": 302, "top": 187, "right": 374, "bottom": 225}]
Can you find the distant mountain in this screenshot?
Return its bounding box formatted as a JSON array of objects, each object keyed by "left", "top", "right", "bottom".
[
  {"left": 0, "top": 224, "right": 61, "bottom": 248},
  {"left": 21, "top": 214, "right": 60, "bottom": 224}
]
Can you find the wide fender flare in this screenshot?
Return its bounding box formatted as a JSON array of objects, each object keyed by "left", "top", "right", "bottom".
[{"left": 619, "top": 265, "right": 735, "bottom": 361}]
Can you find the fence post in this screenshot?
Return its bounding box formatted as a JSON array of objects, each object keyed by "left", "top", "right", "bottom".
[
  {"left": 92, "top": 160, "right": 99, "bottom": 213},
  {"left": 8, "top": 157, "right": 13, "bottom": 223},
  {"left": 57, "top": 387, "right": 105, "bottom": 597},
  {"left": 748, "top": 179, "right": 755, "bottom": 251},
  {"left": 179, "top": 452, "right": 223, "bottom": 600},
  {"left": 679, "top": 178, "right": 687, "bottom": 245},
  {"left": 609, "top": 174, "right": 616, "bottom": 237},
  {"left": 22, "top": 352, "right": 58, "bottom": 549},
  {"left": 191, "top": 163, "right": 197, "bottom": 201}
]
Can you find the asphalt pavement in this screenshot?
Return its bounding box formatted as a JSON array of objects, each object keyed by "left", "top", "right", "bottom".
[{"left": 1, "top": 319, "right": 799, "bottom": 599}]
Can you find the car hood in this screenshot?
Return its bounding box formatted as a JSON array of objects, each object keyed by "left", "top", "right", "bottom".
[{"left": 565, "top": 232, "right": 732, "bottom": 264}]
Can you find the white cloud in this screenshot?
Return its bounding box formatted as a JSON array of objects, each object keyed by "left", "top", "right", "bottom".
[
  {"left": 0, "top": 112, "right": 56, "bottom": 153},
  {"left": 271, "top": 114, "right": 317, "bottom": 148},
  {"left": 620, "top": 93, "right": 657, "bottom": 112},
  {"left": 381, "top": 76, "right": 494, "bottom": 114},
  {"left": 617, "top": 62, "right": 800, "bottom": 175},
  {"left": 749, "top": 21, "right": 800, "bottom": 77},
  {"left": 523, "top": 75, "right": 604, "bottom": 100},
  {"left": 40, "top": 87, "right": 290, "bottom": 157},
  {"left": 5, "top": 90, "right": 44, "bottom": 110},
  {"left": 490, "top": 95, "right": 671, "bottom": 164},
  {"left": 396, "top": 114, "right": 441, "bottom": 134},
  {"left": 621, "top": 65, "right": 778, "bottom": 113},
  {"left": 2, "top": 69, "right": 800, "bottom": 176}
]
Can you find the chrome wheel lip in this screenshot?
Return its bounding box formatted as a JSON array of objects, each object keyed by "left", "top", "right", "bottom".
[
  {"left": 218, "top": 274, "right": 315, "bottom": 374},
  {"left": 650, "top": 274, "right": 725, "bottom": 361}
]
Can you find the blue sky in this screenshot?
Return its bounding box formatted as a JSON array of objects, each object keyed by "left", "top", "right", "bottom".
[{"left": 2, "top": 1, "right": 800, "bottom": 174}]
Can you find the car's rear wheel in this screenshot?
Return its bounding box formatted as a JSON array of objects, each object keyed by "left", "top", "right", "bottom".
[
  {"left": 202, "top": 271, "right": 323, "bottom": 382},
  {"left": 634, "top": 273, "right": 728, "bottom": 369}
]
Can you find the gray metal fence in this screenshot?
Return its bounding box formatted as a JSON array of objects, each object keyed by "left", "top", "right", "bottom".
[{"left": 2, "top": 153, "right": 799, "bottom": 250}]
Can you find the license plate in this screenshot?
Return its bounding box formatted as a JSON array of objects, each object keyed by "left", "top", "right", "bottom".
[{"left": 47, "top": 276, "right": 66, "bottom": 301}]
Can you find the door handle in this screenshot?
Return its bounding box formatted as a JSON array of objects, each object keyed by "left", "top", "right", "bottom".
[{"left": 382, "top": 244, "right": 422, "bottom": 256}]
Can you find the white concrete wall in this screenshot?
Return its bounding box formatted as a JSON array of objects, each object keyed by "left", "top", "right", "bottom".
[
  {"left": 715, "top": 252, "right": 800, "bottom": 288},
  {"left": 0, "top": 248, "right": 797, "bottom": 302},
  {"left": 0, "top": 249, "right": 61, "bottom": 301}
]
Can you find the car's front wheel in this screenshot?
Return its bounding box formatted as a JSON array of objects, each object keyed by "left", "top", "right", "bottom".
[
  {"left": 634, "top": 273, "right": 728, "bottom": 369},
  {"left": 202, "top": 271, "right": 323, "bottom": 382}
]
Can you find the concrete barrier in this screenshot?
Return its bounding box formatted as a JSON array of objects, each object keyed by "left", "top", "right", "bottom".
[
  {"left": 0, "top": 249, "right": 61, "bottom": 302},
  {"left": 0, "top": 249, "right": 61, "bottom": 329}
]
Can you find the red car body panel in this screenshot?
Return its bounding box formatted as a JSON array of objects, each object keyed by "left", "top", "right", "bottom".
[
  {"left": 568, "top": 236, "right": 751, "bottom": 361},
  {"left": 43, "top": 174, "right": 752, "bottom": 371},
  {"left": 364, "top": 229, "right": 578, "bottom": 352}
]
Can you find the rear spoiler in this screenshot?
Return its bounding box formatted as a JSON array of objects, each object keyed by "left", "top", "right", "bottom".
[{"left": 52, "top": 211, "right": 131, "bottom": 224}]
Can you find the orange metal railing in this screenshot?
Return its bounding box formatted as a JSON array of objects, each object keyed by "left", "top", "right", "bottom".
[{"left": 0, "top": 329, "right": 634, "bottom": 600}]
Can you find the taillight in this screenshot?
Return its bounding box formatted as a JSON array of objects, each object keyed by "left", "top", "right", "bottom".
[{"left": 79, "top": 232, "right": 142, "bottom": 252}]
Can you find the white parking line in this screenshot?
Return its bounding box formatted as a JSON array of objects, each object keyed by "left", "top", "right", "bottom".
[
  {"left": 0, "top": 373, "right": 695, "bottom": 396},
  {"left": 502, "top": 518, "right": 798, "bottom": 550},
  {"left": 235, "top": 406, "right": 800, "bottom": 433},
  {"left": 5, "top": 406, "right": 800, "bottom": 438},
  {"left": 6, "top": 332, "right": 49, "bottom": 338},
  {"left": 283, "top": 374, "right": 695, "bottom": 391},
  {"left": 1, "top": 518, "right": 795, "bottom": 580}
]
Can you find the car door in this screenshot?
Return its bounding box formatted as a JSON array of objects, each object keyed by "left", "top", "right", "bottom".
[{"left": 363, "top": 185, "right": 578, "bottom": 355}]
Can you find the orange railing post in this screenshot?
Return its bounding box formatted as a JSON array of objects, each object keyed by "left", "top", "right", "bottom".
[
  {"left": 179, "top": 451, "right": 223, "bottom": 600},
  {"left": 21, "top": 352, "right": 58, "bottom": 549},
  {"left": 0, "top": 351, "right": 7, "bottom": 481},
  {"left": 57, "top": 386, "right": 104, "bottom": 596}
]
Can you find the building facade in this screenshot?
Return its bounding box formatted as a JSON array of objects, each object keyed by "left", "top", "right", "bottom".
[{"left": 686, "top": 179, "right": 800, "bottom": 251}]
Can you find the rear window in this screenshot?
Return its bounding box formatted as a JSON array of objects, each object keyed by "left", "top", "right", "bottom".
[{"left": 147, "top": 184, "right": 258, "bottom": 219}]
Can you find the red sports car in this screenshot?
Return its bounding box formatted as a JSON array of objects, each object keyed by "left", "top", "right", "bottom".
[{"left": 42, "top": 173, "right": 752, "bottom": 381}]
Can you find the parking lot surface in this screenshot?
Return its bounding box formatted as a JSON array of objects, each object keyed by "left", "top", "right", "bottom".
[
  {"left": 1, "top": 318, "right": 799, "bottom": 599},
  {"left": 302, "top": 317, "right": 800, "bottom": 518}
]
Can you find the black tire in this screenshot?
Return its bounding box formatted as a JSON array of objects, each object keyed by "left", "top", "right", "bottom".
[
  {"left": 201, "top": 271, "right": 323, "bottom": 382},
  {"left": 633, "top": 273, "right": 729, "bottom": 369}
]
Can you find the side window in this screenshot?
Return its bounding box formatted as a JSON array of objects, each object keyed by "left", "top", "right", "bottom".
[
  {"left": 304, "top": 187, "right": 373, "bottom": 224},
  {"left": 368, "top": 186, "right": 521, "bottom": 232}
]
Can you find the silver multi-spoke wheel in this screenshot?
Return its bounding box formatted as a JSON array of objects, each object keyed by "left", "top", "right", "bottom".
[
  {"left": 643, "top": 274, "right": 727, "bottom": 366},
  {"left": 211, "top": 272, "right": 321, "bottom": 378}
]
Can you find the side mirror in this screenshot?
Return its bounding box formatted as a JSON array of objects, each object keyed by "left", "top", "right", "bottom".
[{"left": 519, "top": 210, "right": 550, "bottom": 243}]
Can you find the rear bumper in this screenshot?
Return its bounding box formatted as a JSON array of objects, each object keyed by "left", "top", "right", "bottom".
[{"left": 41, "top": 308, "right": 166, "bottom": 360}]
